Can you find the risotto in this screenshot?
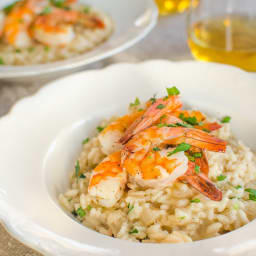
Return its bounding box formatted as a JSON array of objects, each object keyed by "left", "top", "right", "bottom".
[
  {"left": 0, "top": 0, "right": 113, "bottom": 65},
  {"left": 59, "top": 87, "right": 256, "bottom": 243}
]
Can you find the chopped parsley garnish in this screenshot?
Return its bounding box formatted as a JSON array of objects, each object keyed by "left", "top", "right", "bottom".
[
  {"left": 156, "top": 104, "right": 165, "bottom": 109},
  {"left": 44, "top": 46, "right": 50, "bottom": 52},
  {"left": 153, "top": 147, "right": 160, "bottom": 152},
  {"left": 175, "top": 122, "right": 193, "bottom": 128},
  {"left": 179, "top": 113, "right": 198, "bottom": 126},
  {"left": 129, "top": 228, "right": 138, "bottom": 234},
  {"left": 245, "top": 188, "right": 256, "bottom": 201},
  {"left": 41, "top": 6, "right": 52, "bottom": 15},
  {"left": 15, "top": 49, "right": 21, "bottom": 53},
  {"left": 195, "top": 165, "right": 200, "bottom": 173},
  {"left": 75, "top": 161, "right": 80, "bottom": 178},
  {"left": 221, "top": 116, "right": 231, "bottom": 123},
  {"left": 79, "top": 173, "right": 86, "bottom": 179},
  {"left": 187, "top": 155, "right": 195, "bottom": 162},
  {"left": 234, "top": 185, "right": 242, "bottom": 190},
  {"left": 76, "top": 207, "right": 86, "bottom": 217},
  {"left": 87, "top": 205, "right": 92, "bottom": 211},
  {"left": 233, "top": 204, "right": 240, "bottom": 210},
  {"left": 167, "top": 143, "right": 191, "bottom": 156},
  {"left": 157, "top": 123, "right": 166, "bottom": 128},
  {"left": 150, "top": 94, "right": 157, "bottom": 104},
  {"left": 203, "top": 128, "right": 210, "bottom": 133},
  {"left": 130, "top": 97, "right": 140, "bottom": 107},
  {"left": 127, "top": 203, "right": 134, "bottom": 213},
  {"left": 180, "top": 216, "right": 186, "bottom": 220},
  {"left": 50, "top": 0, "right": 65, "bottom": 8},
  {"left": 3, "top": 1, "right": 17, "bottom": 14},
  {"left": 166, "top": 86, "right": 180, "bottom": 96},
  {"left": 83, "top": 6, "right": 90, "bottom": 13},
  {"left": 217, "top": 175, "right": 226, "bottom": 181},
  {"left": 82, "top": 138, "right": 90, "bottom": 144},
  {"left": 190, "top": 198, "right": 200, "bottom": 203},
  {"left": 27, "top": 47, "right": 35, "bottom": 52},
  {"left": 97, "top": 126, "right": 105, "bottom": 133},
  {"left": 160, "top": 115, "right": 166, "bottom": 122},
  {"left": 193, "top": 152, "right": 202, "bottom": 158},
  {"left": 138, "top": 108, "right": 144, "bottom": 112},
  {"left": 0, "top": 57, "right": 4, "bottom": 65}
]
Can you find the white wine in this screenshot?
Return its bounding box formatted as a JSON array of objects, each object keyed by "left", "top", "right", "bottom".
[{"left": 188, "top": 15, "right": 256, "bottom": 71}]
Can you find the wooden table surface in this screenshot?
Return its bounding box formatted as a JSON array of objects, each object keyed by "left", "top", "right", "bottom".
[{"left": 0, "top": 12, "right": 192, "bottom": 255}]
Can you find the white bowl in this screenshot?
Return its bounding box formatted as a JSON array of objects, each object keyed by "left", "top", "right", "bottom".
[
  {"left": 0, "top": 60, "right": 256, "bottom": 256},
  {"left": 0, "top": 0, "right": 158, "bottom": 83}
]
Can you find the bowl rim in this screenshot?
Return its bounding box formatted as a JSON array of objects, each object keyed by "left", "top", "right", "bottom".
[
  {"left": 0, "top": 0, "right": 158, "bottom": 79},
  {"left": 1, "top": 60, "right": 256, "bottom": 256}
]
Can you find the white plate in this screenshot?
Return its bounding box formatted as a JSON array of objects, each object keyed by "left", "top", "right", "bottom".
[
  {"left": 0, "top": 60, "right": 256, "bottom": 256},
  {"left": 0, "top": 0, "right": 158, "bottom": 83}
]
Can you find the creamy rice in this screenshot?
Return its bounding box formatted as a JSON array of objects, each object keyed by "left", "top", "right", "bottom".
[
  {"left": 59, "top": 118, "right": 256, "bottom": 243},
  {"left": 0, "top": 7, "right": 113, "bottom": 65}
]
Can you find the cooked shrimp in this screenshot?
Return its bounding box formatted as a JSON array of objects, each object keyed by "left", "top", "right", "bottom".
[
  {"left": 120, "top": 95, "right": 182, "bottom": 144},
  {"left": 121, "top": 126, "right": 226, "bottom": 200},
  {"left": 3, "top": 0, "right": 47, "bottom": 47},
  {"left": 32, "top": 8, "right": 104, "bottom": 46},
  {"left": 88, "top": 151, "right": 127, "bottom": 208},
  {"left": 98, "top": 110, "right": 145, "bottom": 155}
]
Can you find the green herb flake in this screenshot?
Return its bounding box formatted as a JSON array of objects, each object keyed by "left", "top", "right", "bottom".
[
  {"left": 221, "top": 116, "right": 231, "bottom": 123},
  {"left": 233, "top": 204, "right": 240, "bottom": 210},
  {"left": 82, "top": 138, "right": 90, "bottom": 144},
  {"left": 27, "top": 47, "right": 35, "bottom": 52},
  {"left": 15, "top": 49, "right": 21, "bottom": 53},
  {"left": 187, "top": 155, "right": 195, "bottom": 162},
  {"left": 127, "top": 203, "right": 134, "bottom": 214},
  {"left": 235, "top": 185, "right": 242, "bottom": 190},
  {"left": 217, "top": 175, "right": 226, "bottom": 181},
  {"left": 190, "top": 198, "right": 200, "bottom": 203},
  {"left": 41, "top": 6, "right": 52, "bottom": 15},
  {"left": 179, "top": 114, "right": 198, "bottom": 126},
  {"left": 138, "top": 108, "right": 144, "bottom": 112},
  {"left": 167, "top": 143, "right": 191, "bottom": 156},
  {"left": 153, "top": 147, "right": 160, "bottom": 152},
  {"left": 97, "top": 126, "right": 105, "bottom": 133},
  {"left": 156, "top": 104, "right": 165, "bottom": 109},
  {"left": 157, "top": 123, "right": 166, "bottom": 128},
  {"left": 75, "top": 161, "right": 80, "bottom": 178},
  {"left": 130, "top": 97, "right": 140, "bottom": 107},
  {"left": 83, "top": 6, "right": 90, "bottom": 13},
  {"left": 193, "top": 152, "right": 202, "bottom": 158},
  {"left": 203, "top": 128, "right": 210, "bottom": 133},
  {"left": 44, "top": 46, "right": 50, "bottom": 52},
  {"left": 0, "top": 57, "right": 4, "bottom": 65},
  {"left": 79, "top": 173, "right": 86, "bottom": 179},
  {"left": 195, "top": 165, "right": 200, "bottom": 174},
  {"left": 150, "top": 94, "right": 157, "bottom": 104},
  {"left": 245, "top": 188, "right": 256, "bottom": 201},
  {"left": 76, "top": 207, "right": 86, "bottom": 217},
  {"left": 129, "top": 228, "right": 138, "bottom": 234},
  {"left": 3, "top": 1, "right": 17, "bottom": 14},
  {"left": 176, "top": 122, "right": 193, "bottom": 128},
  {"left": 180, "top": 216, "right": 186, "bottom": 220},
  {"left": 160, "top": 115, "right": 167, "bottom": 122},
  {"left": 166, "top": 86, "right": 180, "bottom": 96},
  {"left": 50, "top": 0, "right": 65, "bottom": 8},
  {"left": 87, "top": 205, "right": 92, "bottom": 211}
]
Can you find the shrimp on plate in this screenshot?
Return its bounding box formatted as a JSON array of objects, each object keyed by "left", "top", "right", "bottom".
[
  {"left": 121, "top": 126, "right": 226, "bottom": 201},
  {"left": 88, "top": 151, "right": 126, "bottom": 207},
  {"left": 88, "top": 87, "right": 227, "bottom": 206},
  {"left": 99, "top": 94, "right": 182, "bottom": 155},
  {"left": 2, "top": 0, "right": 47, "bottom": 47},
  {"left": 32, "top": 7, "right": 105, "bottom": 47}
]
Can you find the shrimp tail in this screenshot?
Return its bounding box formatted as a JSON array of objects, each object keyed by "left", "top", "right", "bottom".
[
  {"left": 181, "top": 161, "right": 222, "bottom": 201},
  {"left": 120, "top": 95, "right": 182, "bottom": 144}
]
